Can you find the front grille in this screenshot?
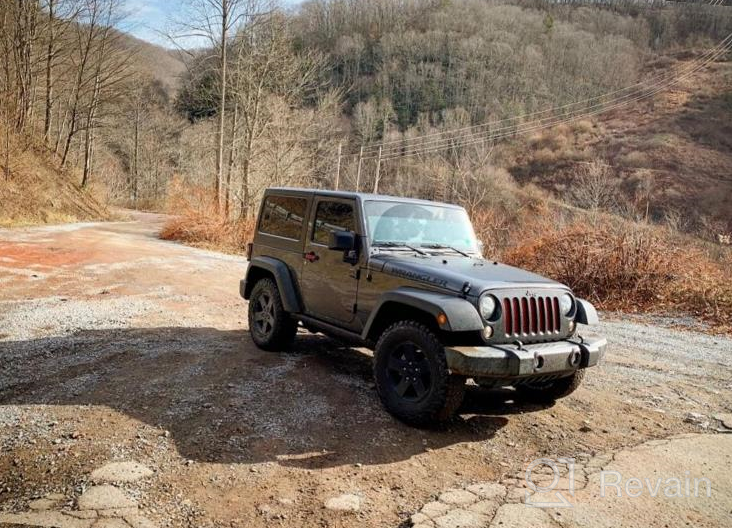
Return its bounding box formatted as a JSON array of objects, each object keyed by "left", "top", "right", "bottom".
[{"left": 502, "top": 295, "right": 560, "bottom": 338}]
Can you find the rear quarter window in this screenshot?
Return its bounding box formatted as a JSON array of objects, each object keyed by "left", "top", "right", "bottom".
[{"left": 259, "top": 196, "right": 307, "bottom": 240}]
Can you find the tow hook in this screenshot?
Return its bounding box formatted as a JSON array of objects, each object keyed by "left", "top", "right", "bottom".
[
  {"left": 533, "top": 352, "right": 544, "bottom": 370},
  {"left": 568, "top": 350, "right": 582, "bottom": 368}
]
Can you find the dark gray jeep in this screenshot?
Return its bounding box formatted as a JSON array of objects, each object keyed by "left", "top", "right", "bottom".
[{"left": 241, "top": 188, "right": 606, "bottom": 425}]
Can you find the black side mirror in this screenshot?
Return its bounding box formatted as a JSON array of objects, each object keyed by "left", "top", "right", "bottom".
[{"left": 328, "top": 230, "right": 355, "bottom": 251}]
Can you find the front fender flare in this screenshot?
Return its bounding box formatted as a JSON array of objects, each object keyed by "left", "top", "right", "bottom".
[
  {"left": 361, "top": 287, "right": 484, "bottom": 340},
  {"left": 243, "top": 256, "right": 301, "bottom": 313},
  {"left": 575, "top": 298, "right": 599, "bottom": 325}
]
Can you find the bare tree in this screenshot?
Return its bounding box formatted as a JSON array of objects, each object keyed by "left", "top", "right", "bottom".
[
  {"left": 41, "top": 0, "right": 79, "bottom": 143},
  {"left": 1, "top": 5, "right": 13, "bottom": 180},
  {"left": 569, "top": 161, "right": 619, "bottom": 217},
  {"left": 7, "top": 0, "right": 41, "bottom": 133},
  {"left": 172, "top": 0, "right": 265, "bottom": 210},
  {"left": 227, "top": 8, "right": 329, "bottom": 217}
]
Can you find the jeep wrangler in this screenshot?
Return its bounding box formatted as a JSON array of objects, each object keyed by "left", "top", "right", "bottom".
[{"left": 241, "top": 188, "right": 606, "bottom": 425}]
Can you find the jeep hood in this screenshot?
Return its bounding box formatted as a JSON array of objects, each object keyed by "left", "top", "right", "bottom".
[{"left": 368, "top": 253, "right": 567, "bottom": 296}]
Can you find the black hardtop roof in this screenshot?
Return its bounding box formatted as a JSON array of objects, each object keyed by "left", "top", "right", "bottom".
[{"left": 265, "top": 187, "right": 463, "bottom": 209}]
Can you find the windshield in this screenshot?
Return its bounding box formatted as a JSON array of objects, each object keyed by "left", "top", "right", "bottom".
[{"left": 364, "top": 200, "right": 480, "bottom": 253}]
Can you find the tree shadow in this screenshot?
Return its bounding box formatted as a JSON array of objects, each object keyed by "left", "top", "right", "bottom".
[{"left": 0, "top": 327, "right": 552, "bottom": 469}]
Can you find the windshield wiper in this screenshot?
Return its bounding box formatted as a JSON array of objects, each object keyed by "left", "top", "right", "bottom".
[
  {"left": 420, "top": 243, "right": 471, "bottom": 257},
  {"left": 372, "top": 241, "right": 427, "bottom": 255}
]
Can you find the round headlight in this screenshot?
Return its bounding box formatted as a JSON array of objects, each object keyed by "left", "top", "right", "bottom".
[
  {"left": 479, "top": 295, "right": 497, "bottom": 320},
  {"left": 560, "top": 293, "right": 574, "bottom": 315}
]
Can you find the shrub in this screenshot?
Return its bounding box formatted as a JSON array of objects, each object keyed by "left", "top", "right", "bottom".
[
  {"left": 617, "top": 151, "right": 651, "bottom": 168},
  {"left": 571, "top": 119, "right": 594, "bottom": 134},
  {"left": 500, "top": 221, "right": 731, "bottom": 329},
  {"left": 160, "top": 177, "right": 255, "bottom": 253}
]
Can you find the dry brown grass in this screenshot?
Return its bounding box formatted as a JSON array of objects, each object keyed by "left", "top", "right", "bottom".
[
  {"left": 482, "top": 216, "right": 732, "bottom": 331},
  {"left": 159, "top": 178, "right": 254, "bottom": 253},
  {"left": 0, "top": 127, "right": 107, "bottom": 226}
]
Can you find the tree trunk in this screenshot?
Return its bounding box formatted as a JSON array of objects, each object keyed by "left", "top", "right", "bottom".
[
  {"left": 3, "top": 109, "right": 10, "bottom": 181},
  {"left": 224, "top": 100, "right": 239, "bottom": 218},
  {"left": 60, "top": 106, "right": 77, "bottom": 168},
  {"left": 81, "top": 71, "right": 101, "bottom": 187},
  {"left": 239, "top": 135, "right": 253, "bottom": 219},
  {"left": 133, "top": 105, "right": 140, "bottom": 203},
  {"left": 43, "top": 0, "right": 56, "bottom": 143},
  {"left": 215, "top": 0, "right": 229, "bottom": 211}
]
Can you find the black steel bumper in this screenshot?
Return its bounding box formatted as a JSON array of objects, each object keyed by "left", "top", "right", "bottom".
[{"left": 445, "top": 335, "right": 607, "bottom": 378}]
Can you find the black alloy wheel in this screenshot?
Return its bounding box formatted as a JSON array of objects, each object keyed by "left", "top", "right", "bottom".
[
  {"left": 374, "top": 321, "right": 465, "bottom": 426},
  {"left": 386, "top": 341, "right": 432, "bottom": 402},
  {"left": 252, "top": 291, "right": 275, "bottom": 336},
  {"left": 248, "top": 278, "right": 297, "bottom": 351}
]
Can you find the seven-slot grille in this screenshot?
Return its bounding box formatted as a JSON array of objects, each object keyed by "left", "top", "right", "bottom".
[{"left": 502, "top": 295, "right": 560, "bottom": 337}]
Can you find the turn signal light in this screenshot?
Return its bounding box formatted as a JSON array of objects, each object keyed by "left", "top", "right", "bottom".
[{"left": 437, "top": 313, "right": 448, "bottom": 326}]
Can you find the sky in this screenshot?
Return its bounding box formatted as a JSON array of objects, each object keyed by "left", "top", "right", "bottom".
[{"left": 121, "top": 0, "right": 303, "bottom": 48}]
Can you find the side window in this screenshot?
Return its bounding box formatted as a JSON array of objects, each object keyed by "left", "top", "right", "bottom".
[
  {"left": 312, "top": 201, "right": 355, "bottom": 245},
  {"left": 259, "top": 196, "right": 307, "bottom": 240}
]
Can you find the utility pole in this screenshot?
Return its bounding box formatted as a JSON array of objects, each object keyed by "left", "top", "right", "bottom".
[
  {"left": 355, "top": 145, "right": 363, "bottom": 192},
  {"left": 334, "top": 141, "right": 342, "bottom": 190},
  {"left": 374, "top": 146, "right": 382, "bottom": 194}
]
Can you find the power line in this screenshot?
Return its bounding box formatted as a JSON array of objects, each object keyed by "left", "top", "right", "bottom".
[
  {"left": 355, "top": 33, "right": 731, "bottom": 161},
  {"left": 380, "top": 41, "right": 731, "bottom": 160},
  {"left": 358, "top": 33, "right": 731, "bottom": 158}
]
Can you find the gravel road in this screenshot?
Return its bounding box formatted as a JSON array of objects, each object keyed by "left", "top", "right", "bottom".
[{"left": 1, "top": 213, "right": 730, "bottom": 528}]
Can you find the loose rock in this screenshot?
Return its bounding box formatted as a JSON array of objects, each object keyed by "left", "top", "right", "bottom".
[
  {"left": 91, "top": 461, "right": 154, "bottom": 483},
  {"left": 77, "top": 485, "right": 136, "bottom": 511},
  {"left": 713, "top": 413, "right": 732, "bottom": 429},
  {"left": 420, "top": 501, "right": 450, "bottom": 518},
  {"left": 324, "top": 494, "right": 361, "bottom": 512},
  {"left": 437, "top": 489, "right": 476, "bottom": 506},
  {"left": 433, "top": 508, "right": 489, "bottom": 528},
  {"left": 465, "top": 483, "right": 505, "bottom": 500}
]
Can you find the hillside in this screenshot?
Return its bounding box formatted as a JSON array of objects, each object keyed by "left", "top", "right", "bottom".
[
  {"left": 0, "top": 24, "right": 183, "bottom": 228},
  {"left": 510, "top": 50, "right": 732, "bottom": 235},
  {"left": 0, "top": 129, "right": 108, "bottom": 227},
  {"left": 117, "top": 32, "right": 185, "bottom": 94}
]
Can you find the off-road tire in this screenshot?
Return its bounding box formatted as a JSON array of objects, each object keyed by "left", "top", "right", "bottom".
[
  {"left": 374, "top": 321, "right": 465, "bottom": 426},
  {"left": 517, "top": 369, "right": 585, "bottom": 402},
  {"left": 248, "top": 278, "right": 297, "bottom": 351}
]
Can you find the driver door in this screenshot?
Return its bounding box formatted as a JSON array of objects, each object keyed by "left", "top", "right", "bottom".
[{"left": 300, "top": 197, "right": 361, "bottom": 327}]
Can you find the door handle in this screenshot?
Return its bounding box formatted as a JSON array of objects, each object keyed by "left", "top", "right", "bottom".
[{"left": 304, "top": 251, "right": 319, "bottom": 263}]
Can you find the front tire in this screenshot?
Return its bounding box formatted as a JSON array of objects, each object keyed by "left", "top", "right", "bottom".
[
  {"left": 374, "top": 321, "right": 465, "bottom": 426},
  {"left": 517, "top": 370, "right": 585, "bottom": 403},
  {"left": 248, "top": 278, "right": 297, "bottom": 351}
]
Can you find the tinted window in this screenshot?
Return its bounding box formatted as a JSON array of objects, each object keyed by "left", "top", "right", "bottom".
[
  {"left": 313, "top": 201, "right": 355, "bottom": 245},
  {"left": 364, "top": 200, "right": 479, "bottom": 253},
  {"left": 259, "top": 196, "right": 307, "bottom": 240}
]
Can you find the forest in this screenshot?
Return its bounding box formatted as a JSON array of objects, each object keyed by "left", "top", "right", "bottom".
[{"left": 1, "top": 0, "right": 731, "bottom": 326}]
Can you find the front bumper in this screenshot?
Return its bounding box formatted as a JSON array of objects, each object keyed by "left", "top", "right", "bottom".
[{"left": 445, "top": 335, "right": 607, "bottom": 378}]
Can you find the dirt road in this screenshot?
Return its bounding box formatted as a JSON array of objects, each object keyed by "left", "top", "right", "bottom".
[{"left": 1, "top": 214, "right": 731, "bottom": 528}]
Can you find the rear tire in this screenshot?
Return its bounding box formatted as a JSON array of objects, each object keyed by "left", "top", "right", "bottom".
[
  {"left": 517, "top": 370, "right": 585, "bottom": 403},
  {"left": 248, "top": 278, "right": 297, "bottom": 351},
  {"left": 374, "top": 321, "right": 465, "bottom": 426}
]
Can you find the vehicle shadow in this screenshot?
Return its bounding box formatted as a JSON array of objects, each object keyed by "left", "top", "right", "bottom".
[{"left": 0, "top": 327, "right": 550, "bottom": 469}]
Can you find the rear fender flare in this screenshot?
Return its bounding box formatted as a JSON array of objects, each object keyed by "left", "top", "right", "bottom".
[
  {"left": 244, "top": 257, "right": 301, "bottom": 313},
  {"left": 361, "top": 287, "right": 484, "bottom": 340}
]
